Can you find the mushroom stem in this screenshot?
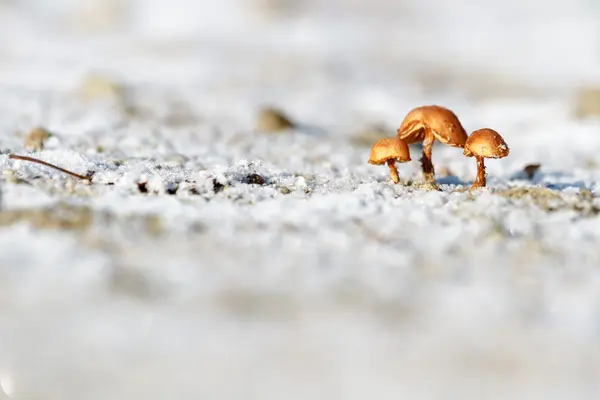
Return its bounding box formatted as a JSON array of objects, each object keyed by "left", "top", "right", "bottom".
[
  {"left": 472, "top": 155, "right": 486, "bottom": 189},
  {"left": 420, "top": 130, "right": 435, "bottom": 182},
  {"left": 386, "top": 159, "right": 399, "bottom": 184}
]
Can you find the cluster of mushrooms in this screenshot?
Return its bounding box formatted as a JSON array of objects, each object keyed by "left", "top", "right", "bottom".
[{"left": 368, "top": 105, "right": 510, "bottom": 190}]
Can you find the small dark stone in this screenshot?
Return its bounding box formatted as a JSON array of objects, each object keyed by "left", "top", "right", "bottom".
[
  {"left": 106, "top": 182, "right": 114, "bottom": 186},
  {"left": 107, "top": 266, "right": 155, "bottom": 301},
  {"left": 166, "top": 183, "right": 179, "bottom": 195},
  {"left": 138, "top": 182, "right": 148, "bottom": 193},
  {"left": 190, "top": 221, "right": 206, "bottom": 233},
  {"left": 213, "top": 179, "right": 225, "bottom": 193},
  {"left": 243, "top": 173, "right": 266, "bottom": 185},
  {"left": 523, "top": 164, "right": 541, "bottom": 180},
  {"left": 256, "top": 107, "right": 294, "bottom": 132},
  {"left": 24, "top": 127, "right": 52, "bottom": 151}
]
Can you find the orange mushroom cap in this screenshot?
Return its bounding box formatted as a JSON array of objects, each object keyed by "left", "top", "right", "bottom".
[
  {"left": 368, "top": 137, "right": 411, "bottom": 165},
  {"left": 397, "top": 105, "right": 468, "bottom": 147},
  {"left": 464, "top": 128, "right": 509, "bottom": 159}
]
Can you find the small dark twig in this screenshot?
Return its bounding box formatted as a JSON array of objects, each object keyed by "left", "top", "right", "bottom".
[{"left": 9, "top": 154, "right": 93, "bottom": 181}]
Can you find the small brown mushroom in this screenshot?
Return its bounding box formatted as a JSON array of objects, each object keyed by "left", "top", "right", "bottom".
[
  {"left": 368, "top": 137, "right": 411, "bottom": 184},
  {"left": 397, "top": 105, "right": 468, "bottom": 182},
  {"left": 463, "top": 128, "right": 509, "bottom": 190}
]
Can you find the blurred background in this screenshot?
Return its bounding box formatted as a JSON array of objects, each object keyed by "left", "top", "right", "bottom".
[{"left": 2, "top": 0, "right": 600, "bottom": 116}]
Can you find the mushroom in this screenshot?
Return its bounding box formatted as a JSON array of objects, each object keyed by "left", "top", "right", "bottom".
[
  {"left": 397, "top": 105, "right": 468, "bottom": 182},
  {"left": 463, "top": 128, "right": 509, "bottom": 190},
  {"left": 368, "top": 137, "right": 411, "bottom": 184}
]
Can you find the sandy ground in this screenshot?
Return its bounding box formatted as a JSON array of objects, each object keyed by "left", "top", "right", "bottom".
[{"left": 1, "top": 0, "right": 600, "bottom": 399}]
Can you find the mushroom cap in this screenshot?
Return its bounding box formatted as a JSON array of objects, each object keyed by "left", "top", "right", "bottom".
[
  {"left": 397, "top": 105, "right": 468, "bottom": 147},
  {"left": 368, "top": 137, "right": 411, "bottom": 165},
  {"left": 464, "top": 128, "right": 510, "bottom": 158}
]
